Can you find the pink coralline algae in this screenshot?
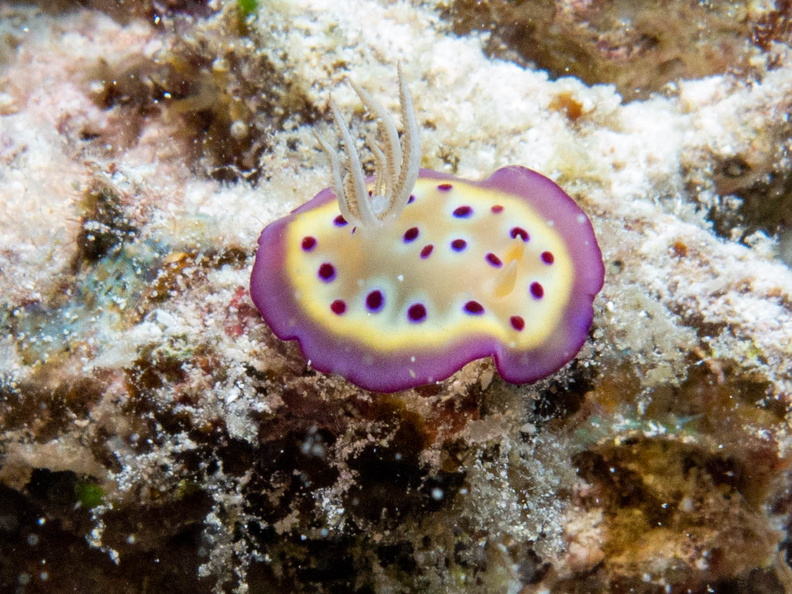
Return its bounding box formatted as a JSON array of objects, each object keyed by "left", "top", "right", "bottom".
[{"left": 251, "top": 72, "right": 604, "bottom": 392}]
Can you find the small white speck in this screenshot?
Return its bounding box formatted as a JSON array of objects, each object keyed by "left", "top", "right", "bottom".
[
  {"left": 520, "top": 422, "right": 536, "bottom": 435},
  {"left": 546, "top": 220, "right": 555, "bottom": 227},
  {"left": 18, "top": 574, "right": 30, "bottom": 586},
  {"left": 410, "top": 356, "right": 416, "bottom": 362},
  {"left": 230, "top": 120, "right": 248, "bottom": 140},
  {"left": 431, "top": 488, "right": 444, "bottom": 501},
  {"left": 27, "top": 534, "right": 39, "bottom": 546},
  {"left": 577, "top": 214, "right": 587, "bottom": 224},
  {"left": 40, "top": 572, "right": 48, "bottom": 581},
  {"left": 397, "top": 274, "right": 404, "bottom": 282}
]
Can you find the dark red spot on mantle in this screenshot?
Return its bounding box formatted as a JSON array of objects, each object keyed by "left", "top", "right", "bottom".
[
  {"left": 420, "top": 244, "right": 434, "bottom": 259},
  {"left": 318, "top": 263, "right": 336, "bottom": 282},
  {"left": 464, "top": 300, "right": 484, "bottom": 315},
  {"left": 541, "top": 251, "right": 555, "bottom": 264},
  {"left": 403, "top": 227, "right": 419, "bottom": 242},
  {"left": 453, "top": 205, "right": 473, "bottom": 218},
  {"left": 301, "top": 236, "right": 317, "bottom": 251},
  {"left": 530, "top": 282, "right": 544, "bottom": 299},
  {"left": 331, "top": 300, "right": 346, "bottom": 315},
  {"left": 491, "top": 205, "right": 504, "bottom": 213},
  {"left": 334, "top": 215, "right": 348, "bottom": 226},
  {"left": 510, "top": 316, "right": 525, "bottom": 331},
  {"left": 485, "top": 253, "right": 502, "bottom": 267},
  {"left": 510, "top": 227, "right": 529, "bottom": 241},
  {"left": 366, "top": 290, "right": 384, "bottom": 312},
  {"left": 451, "top": 239, "right": 467, "bottom": 252},
  {"left": 408, "top": 303, "right": 427, "bottom": 323}
]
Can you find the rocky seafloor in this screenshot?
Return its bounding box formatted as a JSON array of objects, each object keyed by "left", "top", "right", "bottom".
[{"left": 1, "top": 0, "right": 792, "bottom": 592}]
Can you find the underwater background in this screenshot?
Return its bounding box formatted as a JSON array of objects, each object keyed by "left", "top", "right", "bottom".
[{"left": 1, "top": 0, "right": 792, "bottom": 591}]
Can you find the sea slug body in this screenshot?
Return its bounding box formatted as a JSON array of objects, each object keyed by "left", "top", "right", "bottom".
[{"left": 250, "top": 70, "right": 604, "bottom": 392}]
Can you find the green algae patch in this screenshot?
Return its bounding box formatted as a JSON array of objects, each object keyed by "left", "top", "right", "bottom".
[
  {"left": 75, "top": 481, "right": 104, "bottom": 510},
  {"left": 237, "top": 0, "right": 258, "bottom": 17}
]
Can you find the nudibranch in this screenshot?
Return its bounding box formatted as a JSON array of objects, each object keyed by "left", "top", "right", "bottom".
[{"left": 251, "top": 67, "right": 604, "bottom": 393}]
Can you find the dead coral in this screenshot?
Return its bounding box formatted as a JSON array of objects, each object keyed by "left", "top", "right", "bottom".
[
  {"left": 74, "top": 182, "right": 141, "bottom": 267},
  {"left": 2, "top": 0, "right": 792, "bottom": 592},
  {"left": 569, "top": 437, "right": 784, "bottom": 590},
  {"left": 85, "top": 6, "right": 316, "bottom": 182},
  {"left": 19, "top": 0, "right": 216, "bottom": 22},
  {"left": 547, "top": 357, "right": 792, "bottom": 590},
  {"left": 446, "top": 0, "right": 783, "bottom": 99},
  {"left": 708, "top": 166, "right": 792, "bottom": 246}
]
